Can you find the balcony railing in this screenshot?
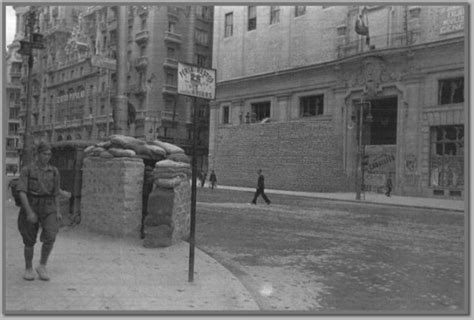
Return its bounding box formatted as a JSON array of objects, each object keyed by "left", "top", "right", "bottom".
[
  {"left": 162, "top": 110, "right": 178, "bottom": 121},
  {"left": 162, "top": 84, "right": 178, "bottom": 95},
  {"left": 163, "top": 58, "right": 178, "bottom": 69},
  {"left": 337, "top": 31, "right": 414, "bottom": 59},
  {"left": 135, "top": 30, "right": 149, "bottom": 45},
  {"left": 164, "top": 31, "right": 182, "bottom": 44},
  {"left": 134, "top": 56, "right": 148, "bottom": 70}
]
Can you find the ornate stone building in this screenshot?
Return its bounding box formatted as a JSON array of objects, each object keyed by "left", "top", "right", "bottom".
[
  {"left": 14, "top": 5, "right": 213, "bottom": 170},
  {"left": 210, "top": 5, "right": 466, "bottom": 198}
]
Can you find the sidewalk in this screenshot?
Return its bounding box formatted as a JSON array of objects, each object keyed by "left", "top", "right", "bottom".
[
  {"left": 3, "top": 201, "right": 258, "bottom": 313},
  {"left": 217, "top": 185, "right": 466, "bottom": 212}
]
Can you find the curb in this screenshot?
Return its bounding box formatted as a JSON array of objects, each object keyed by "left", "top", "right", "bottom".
[{"left": 215, "top": 186, "right": 465, "bottom": 213}]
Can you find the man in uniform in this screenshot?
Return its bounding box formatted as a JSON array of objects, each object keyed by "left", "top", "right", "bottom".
[{"left": 16, "top": 141, "right": 62, "bottom": 281}]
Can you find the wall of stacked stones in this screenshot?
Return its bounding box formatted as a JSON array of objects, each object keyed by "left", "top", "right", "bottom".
[
  {"left": 81, "top": 157, "right": 144, "bottom": 238},
  {"left": 213, "top": 120, "right": 351, "bottom": 192}
]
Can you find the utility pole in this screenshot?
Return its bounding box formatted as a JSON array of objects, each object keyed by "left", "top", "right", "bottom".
[
  {"left": 18, "top": 7, "right": 44, "bottom": 166},
  {"left": 113, "top": 6, "right": 128, "bottom": 134}
]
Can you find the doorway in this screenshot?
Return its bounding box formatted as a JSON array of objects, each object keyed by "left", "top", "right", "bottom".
[{"left": 363, "top": 96, "right": 398, "bottom": 193}]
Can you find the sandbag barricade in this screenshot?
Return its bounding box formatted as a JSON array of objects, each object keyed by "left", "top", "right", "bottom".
[
  {"left": 84, "top": 134, "right": 167, "bottom": 162},
  {"left": 143, "top": 159, "right": 191, "bottom": 248}
]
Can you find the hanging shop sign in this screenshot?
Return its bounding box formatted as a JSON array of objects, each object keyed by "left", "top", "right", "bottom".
[{"left": 177, "top": 62, "right": 216, "bottom": 100}]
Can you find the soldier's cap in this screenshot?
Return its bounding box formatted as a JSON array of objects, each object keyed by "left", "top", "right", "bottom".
[{"left": 37, "top": 141, "right": 52, "bottom": 154}]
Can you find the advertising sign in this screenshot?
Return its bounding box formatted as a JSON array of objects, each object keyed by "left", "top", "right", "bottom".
[
  {"left": 177, "top": 62, "right": 216, "bottom": 100},
  {"left": 439, "top": 6, "right": 464, "bottom": 35}
]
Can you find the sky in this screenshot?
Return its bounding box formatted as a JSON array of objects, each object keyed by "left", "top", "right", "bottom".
[{"left": 5, "top": 6, "right": 16, "bottom": 49}]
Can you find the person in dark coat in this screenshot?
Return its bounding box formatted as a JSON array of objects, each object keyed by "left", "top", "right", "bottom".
[
  {"left": 251, "top": 169, "right": 271, "bottom": 205},
  {"left": 200, "top": 171, "right": 207, "bottom": 188},
  {"left": 209, "top": 170, "right": 217, "bottom": 189},
  {"left": 385, "top": 173, "right": 393, "bottom": 197}
]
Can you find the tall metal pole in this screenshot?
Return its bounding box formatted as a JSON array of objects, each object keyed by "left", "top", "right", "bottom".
[
  {"left": 21, "top": 10, "right": 36, "bottom": 167},
  {"left": 188, "top": 96, "right": 198, "bottom": 282},
  {"left": 355, "top": 102, "right": 364, "bottom": 200},
  {"left": 113, "top": 6, "right": 128, "bottom": 134},
  {"left": 22, "top": 54, "right": 34, "bottom": 166}
]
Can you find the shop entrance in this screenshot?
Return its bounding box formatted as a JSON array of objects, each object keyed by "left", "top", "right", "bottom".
[{"left": 363, "top": 96, "right": 398, "bottom": 193}]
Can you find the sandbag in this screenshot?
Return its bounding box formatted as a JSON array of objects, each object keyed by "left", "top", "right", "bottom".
[
  {"left": 149, "top": 140, "right": 184, "bottom": 154},
  {"left": 155, "top": 159, "right": 190, "bottom": 168},
  {"left": 84, "top": 145, "right": 95, "bottom": 154},
  {"left": 108, "top": 148, "right": 136, "bottom": 158},
  {"left": 153, "top": 171, "right": 187, "bottom": 180},
  {"left": 99, "top": 150, "right": 114, "bottom": 158},
  {"left": 96, "top": 140, "right": 112, "bottom": 148},
  {"left": 91, "top": 146, "right": 106, "bottom": 156},
  {"left": 167, "top": 153, "right": 190, "bottom": 164},
  {"left": 155, "top": 177, "right": 183, "bottom": 189},
  {"left": 145, "top": 144, "right": 167, "bottom": 157}
]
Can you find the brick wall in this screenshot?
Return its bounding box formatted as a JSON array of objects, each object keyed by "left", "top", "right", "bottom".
[
  {"left": 80, "top": 157, "right": 144, "bottom": 238},
  {"left": 213, "top": 120, "right": 351, "bottom": 192}
]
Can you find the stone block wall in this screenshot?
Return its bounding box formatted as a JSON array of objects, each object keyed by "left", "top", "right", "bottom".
[
  {"left": 213, "top": 120, "right": 351, "bottom": 192},
  {"left": 80, "top": 157, "right": 144, "bottom": 238}
]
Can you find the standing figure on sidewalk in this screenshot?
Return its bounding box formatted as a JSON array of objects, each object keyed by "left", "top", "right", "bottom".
[
  {"left": 385, "top": 173, "right": 393, "bottom": 197},
  {"left": 16, "top": 141, "right": 62, "bottom": 281},
  {"left": 251, "top": 169, "right": 271, "bottom": 205},
  {"left": 200, "top": 170, "right": 207, "bottom": 188},
  {"left": 209, "top": 170, "right": 217, "bottom": 189}
]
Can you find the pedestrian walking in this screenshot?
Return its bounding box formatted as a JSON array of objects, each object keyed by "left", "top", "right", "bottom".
[
  {"left": 385, "top": 173, "right": 393, "bottom": 197},
  {"left": 209, "top": 170, "right": 217, "bottom": 189},
  {"left": 251, "top": 169, "right": 271, "bottom": 205},
  {"left": 200, "top": 170, "right": 207, "bottom": 188},
  {"left": 16, "top": 141, "right": 62, "bottom": 281}
]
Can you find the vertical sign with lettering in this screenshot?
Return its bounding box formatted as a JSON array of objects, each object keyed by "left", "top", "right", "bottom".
[{"left": 439, "top": 6, "right": 465, "bottom": 35}]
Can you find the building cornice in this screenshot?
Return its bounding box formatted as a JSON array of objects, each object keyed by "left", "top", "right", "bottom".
[{"left": 216, "top": 36, "right": 465, "bottom": 87}]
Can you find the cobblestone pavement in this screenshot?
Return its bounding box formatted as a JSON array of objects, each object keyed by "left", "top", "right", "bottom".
[{"left": 195, "top": 188, "right": 466, "bottom": 314}]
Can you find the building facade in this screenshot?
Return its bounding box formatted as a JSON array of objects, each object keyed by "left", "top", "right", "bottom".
[
  {"left": 210, "top": 5, "right": 466, "bottom": 198},
  {"left": 5, "top": 41, "right": 23, "bottom": 174},
  {"left": 14, "top": 5, "right": 213, "bottom": 171}
]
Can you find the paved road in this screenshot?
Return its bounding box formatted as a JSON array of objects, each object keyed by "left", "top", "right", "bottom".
[{"left": 195, "top": 188, "right": 466, "bottom": 313}]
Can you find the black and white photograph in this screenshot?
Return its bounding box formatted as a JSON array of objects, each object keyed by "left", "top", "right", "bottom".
[{"left": 1, "top": 1, "right": 470, "bottom": 316}]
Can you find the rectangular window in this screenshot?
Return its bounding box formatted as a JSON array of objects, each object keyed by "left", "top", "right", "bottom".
[
  {"left": 166, "top": 72, "right": 176, "bottom": 85},
  {"left": 195, "top": 29, "right": 209, "bottom": 45},
  {"left": 141, "top": 17, "right": 147, "bottom": 30},
  {"left": 168, "top": 21, "right": 175, "bottom": 33},
  {"left": 438, "top": 77, "right": 464, "bottom": 105},
  {"left": 300, "top": 95, "right": 324, "bottom": 117},
  {"left": 248, "top": 6, "right": 257, "bottom": 30},
  {"left": 270, "top": 6, "right": 280, "bottom": 24},
  {"left": 430, "top": 125, "right": 464, "bottom": 188},
  {"left": 167, "top": 47, "right": 175, "bottom": 58},
  {"left": 222, "top": 106, "right": 230, "bottom": 124},
  {"left": 295, "top": 6, "right": 306, "bottom": 17},
  {"left": 251, "top": 101, "right": 271, "bottom": 122},
  {"left": 196, "top": 54, "right": 207, "bottom": 67},
  {"left": 225, "top": 12, "right": 233, "bottom": 37}
]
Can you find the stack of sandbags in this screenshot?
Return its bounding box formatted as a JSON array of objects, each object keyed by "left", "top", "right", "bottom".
[
  {"left": 144, "top": 159, "right": 191, "bottom": 247},
  {"left": 153, "top": 159, "right": 191, "bottom": 188},
  {"left": 83, "top": 135, "right": 167, "bottom": 161}
]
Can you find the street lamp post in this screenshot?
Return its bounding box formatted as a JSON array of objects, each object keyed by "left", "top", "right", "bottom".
[
  {"left": 354, "top": 100, "right": 372, "bottom": 200},
  {"left": 17, "top": 7, "right": 44, "bottom": 166}
]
